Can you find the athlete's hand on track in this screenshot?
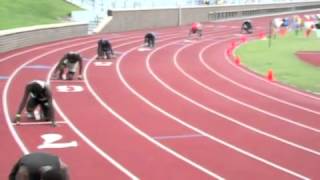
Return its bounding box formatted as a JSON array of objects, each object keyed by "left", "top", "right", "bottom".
[
  {"left": 51, "top": 121, "right": 57, "bottom": 127},
  {"left": 51, "top": 74, "right": 58, "bottom": 80},
  {"left": 13, "top": 114, "right": 21, "bottom": 125}
]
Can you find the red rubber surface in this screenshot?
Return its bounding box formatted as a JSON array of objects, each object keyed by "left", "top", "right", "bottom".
[{"left": 1, "top": 13, "right": 319, "bottom": 179}]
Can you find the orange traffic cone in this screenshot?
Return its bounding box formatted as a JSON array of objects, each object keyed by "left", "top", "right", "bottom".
[
  {"left": 230, "top": 41, "right": 236, "bottom": 49},
  {"left": 259, "top": 32, "right": 266, "bottom": 40},
  {"left": 227, "top": 48, "right": 233, "bottom": 56},
  {"left": 240, "top": 36, "right": 247, "bottom": 43},
  {"left": 234, "top": 56, "right": 241, "bottom": 65},
  {"left": 279, "top": 28, "right": 288, "bottom": 37},
  {"left": 267, "top": 69, "right": 274, "bottom": 81},
  {"left": 305, "top": 28, "right": 312, "bottom": 37}
]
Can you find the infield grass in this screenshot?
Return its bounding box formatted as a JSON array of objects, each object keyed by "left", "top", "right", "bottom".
[{"left": 236, "top": 31, "right": 320, "bottom": 94}]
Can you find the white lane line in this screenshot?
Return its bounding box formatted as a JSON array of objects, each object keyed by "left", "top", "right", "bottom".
[
  {"left": 47, "top": 33, "right": 186, "bottom": 179},
  {"left": 0, "top": 28, "right": 176, "bottom": 64},
  {"left": 2, "top": 37, "right": 109, "bottom": 155},
  {"left": 51, "top": 98, "right": 139, "bottom": 179},
  {"left": 201, "top": 36, "right": 320, "bottom": 115},
  {"left": 200, "top": 42, "right": 320, "bottom": 133},
  {"left": 13, "top": 121, "right": 67, "bottom": 126},
  {"left": 47, "top": 38, "right": 147, "bottom": 180},
  {"left": 227, "top": 44, "right": 320, "bottom": 101},
  {"left": 0, "top": 27, "right": 226, "bottom": 154},
  {"left": 172, "top": 39, "right": 320, "bottom": 155},
  {"left": 3, "top": 34, "right": 143, "bottom": 179},
  {"left": 0, "top": 29, "right": 166, "bottom": 64},
  {"left": 0, "top": 34, "right": 112, "bottom": 63},
  {"left": 51, "top": 101, "right": 139, "bottom": 179},
  {"left": 144, "top": 37, "right": 310, "bottom": 179},
  {"left": 85, "top": 35, "right": 225, "bottom": 179}
]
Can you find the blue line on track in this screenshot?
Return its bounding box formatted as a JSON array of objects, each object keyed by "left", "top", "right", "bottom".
[
  {"left": 0, "top": 76, "right": 9, "bottom": 80},
  {"left": 153, "top": 134, "right": 204, "bottom": 140}
]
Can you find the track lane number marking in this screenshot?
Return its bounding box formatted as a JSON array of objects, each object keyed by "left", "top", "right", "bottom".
[{"left": 38, "top": 133, "right": 78, "bottom": 149}]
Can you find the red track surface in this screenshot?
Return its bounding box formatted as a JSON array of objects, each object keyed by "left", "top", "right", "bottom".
[
  {"left": 296, "top": 51, "right": 320, "bottom": 66},
  {"left": 1, "top": 14, "right": 320, "bottom": 180}
]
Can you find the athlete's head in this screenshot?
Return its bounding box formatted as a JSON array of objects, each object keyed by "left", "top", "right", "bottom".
[
  {"left": 67, "top": 51, "right": 79, "bottom": 56},
  {"left": 29, "top": 83, "right": 44, "bottom": 95}
]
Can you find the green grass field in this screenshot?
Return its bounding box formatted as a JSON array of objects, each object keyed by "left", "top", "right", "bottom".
[
  {"left": 236, "top": 31, "right": 320, "bottom": 94},
  {"left": 0, "top": 0, "right": 81, "bottom": 30}
]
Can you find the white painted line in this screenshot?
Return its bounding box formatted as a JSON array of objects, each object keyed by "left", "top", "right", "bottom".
[
  {"left": 46, "top": 33, "right": 188, "bottom": 178},
  {"left": 85, "top": 35, "right": 225, "bottom": 179},
  {"left": 0, "top": 33, "right": 120, "bottom": 63},
  {"left": 0, "top": 38, "right": 88, "bottom": 63},
  {"left": 47, "top": 38, "right": 147, "bottom": 180},
  {"left": 227, "top": 43, "right": 320, "bottom": 101},
  {"left": 0, "top": 30, "right": 210, "bottom": 161},
  {"left": 94, "top": 61, "right": 113, "bottom": 66},
  {"left": 56, "top": 85, "right": 84, "bottom": 93},
  {"left": 222, "top": 42, "right": 320, "bottom": 115},
  {"left": 24, "top": 65, "right": 52, "bottom": 69},
  {"left": 51, "top": 80, "right": 84, "bottom": 83},
  {"left": 2, "top": 37, "right": 108, "bottom": 155},
  {"left": 51, "top": 100, "right": 139, "bottom": 180},
  {"left": 200, "top": 41, "right": 320, "bottom": 133},
  {"left": 114, "top": 51, "right": 123, "bottom": 55},
  {"left": 13, "top": 121, "right": 67, "bottom": 126},
  {"left": 37, "top": 133, "right": 78, "bottom": 149},
  {"left": 184, "top": 39, "right": 194, "bottom": 43},
  {"left": 3, "top": 34, "right": 144, "bottom": 178},
  {"left": 169, "top": 38, "right": 320, "bottom": 156},
  {"left": 144, "top": 37, "right": 310, "bottom": 179},
  {"left": 138, "top": 47, "right": 152, "bottom": 52}
]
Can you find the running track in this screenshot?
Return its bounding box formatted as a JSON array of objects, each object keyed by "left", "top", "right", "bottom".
[{"left": 0, "top": 14, "right": 319, "bottom": 180}]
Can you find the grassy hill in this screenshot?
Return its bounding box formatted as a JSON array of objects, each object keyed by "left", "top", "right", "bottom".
[{"left": 0, "top": 0, "right": 81, "bottom": 30}]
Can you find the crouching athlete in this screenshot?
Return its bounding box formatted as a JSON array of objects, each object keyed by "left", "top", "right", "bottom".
[
  {"left": 14, "top": 80, "right": 56, "bottom": 127},
  {"left": 9, "top": 152, "right": 69, "bottom": 180},
  {"left": 144, "top": 32, "right": 156, "bottom": 48},
  {"left": 53, "top": 51, "right": 83, "bottom": 80},
  {"left": 241, "top": 20, "right": 253, "bottom": 34},
  {"left": 97, "top": 39, "right": 114, "bottom": 59},
  {"left": 189, "top": 22, "right": 203, "bottom": 38}
]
